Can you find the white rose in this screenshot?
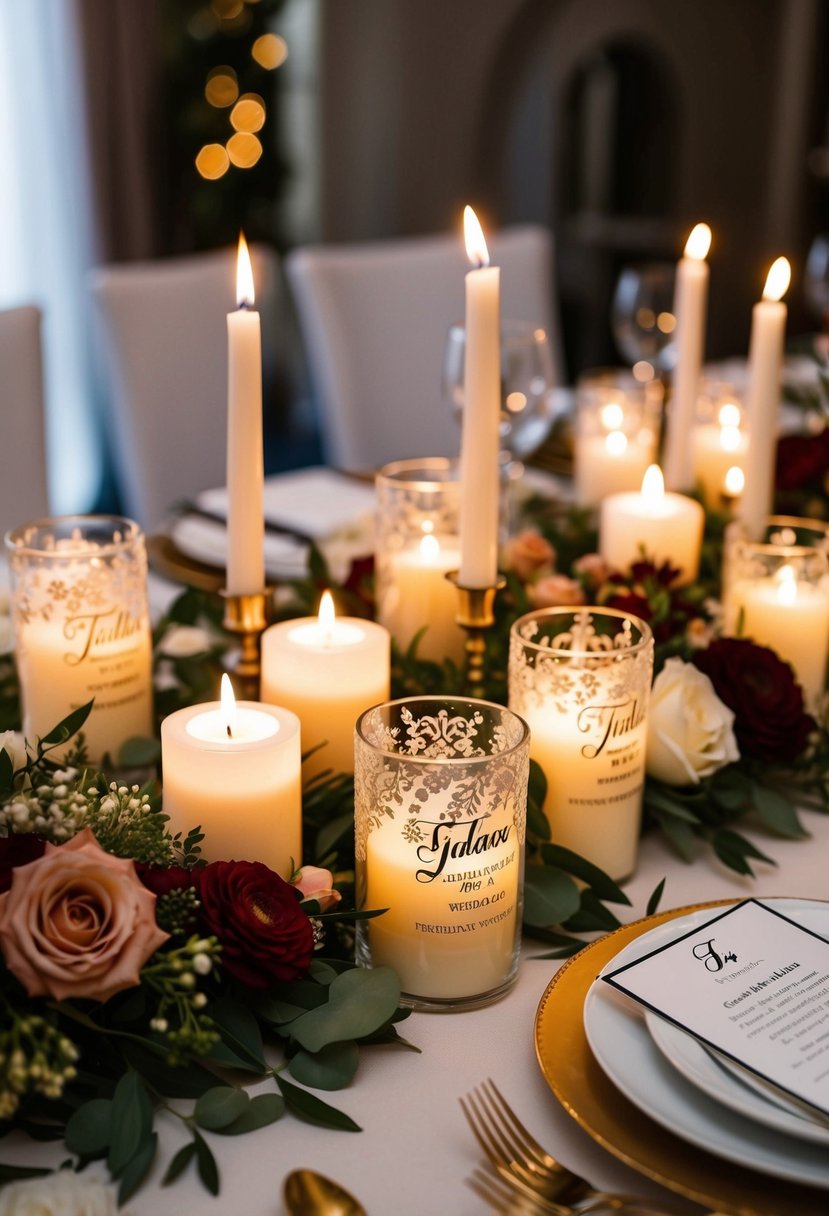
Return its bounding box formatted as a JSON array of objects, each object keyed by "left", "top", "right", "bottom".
[
  {"left": 158, "top": 624, "right": 212, "bottom": 657},
  {"left": 0, "top": 1171, "right": 118, "bottom": 1216},
  {"left": 646, "top": 657, "right": 740, "bottom": 786},
  {"left": 0, "top": 729, "right": 27, "bottom": 772}
]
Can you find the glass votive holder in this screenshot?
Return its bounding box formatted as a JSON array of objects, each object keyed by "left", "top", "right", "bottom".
[
  {"left": 355, "top": 695, "right": 529, "bottom": 1011},
  {"left": 508, "top": 607, "right": 654, "bottom": 882},
  {"left": 722, "top": 516, "right": 829, "bottom": 710},
  {"left": 690, "top": 380, "right": 748, "bottom": 508},
  {"left": 374, "top": 458, "right": 465, "bottom": 663},
  {"left": 5, "top": 515, "right": 154, "bottom": 763},
  {"left": 573, "top": 369, "right": 662, "bottom": 506}
]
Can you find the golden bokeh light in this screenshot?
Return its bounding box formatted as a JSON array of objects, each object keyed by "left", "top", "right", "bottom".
[
  {"left": 230, "top": 94, "right": 266, "bottom": 133},
  {"left": 252, "top": 33, "right": 288, "bottom": 69},
  {"left": 205, "top": 67, "right": 239, "bottom": 108},
  {"left": 227, "top": 132, "right": 263, "bottom": 169},
  {"left": 195, "top": 143, "right": 230, "bottom": 180}
]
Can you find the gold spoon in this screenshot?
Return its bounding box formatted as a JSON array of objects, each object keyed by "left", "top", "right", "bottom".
[{"left": 283, "top": 1169, "right": 367, "bottom": 1216}]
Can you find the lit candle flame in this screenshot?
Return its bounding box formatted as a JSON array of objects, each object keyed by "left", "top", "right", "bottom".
[
  {"left": 318, "top": 590, "right": 336, "bottom": 641},
  {"left": 600, "top": 402, "right": 624, "bottom": 431},
  {"left": 724, "top": 466, "right": 745, "bottom": 497},
  {"left": 463, "top": 205, "right": 489, "bottom": 269},
  {"left": 221, "top": 673, "right": 237, "bottom": 738},
  {"left": 718, "top": 402, "right": 740, "bottom": 429},
  {"left": 762, "top": 256, "right": 791, "bottom": 303},
  {"left": 236, "top": 231, "right": 255, "bottom": 308},
  {"left": 420, "top": 533, "right": 440, "bottom": 561},
  {"left": 605, "top": 430, "right": 628, "bottom": 457},
  {"left": 720, "top": 425, "right": 742, "bottom": 453},
  {"left": 775, "top": 564, "right": 797, "bottom": 606},
  {"left": 641, "top": 464, "right": 665, "bottom": 504},
  {"left": 684, "top": 222, "right": 712, "bottom": 261}
]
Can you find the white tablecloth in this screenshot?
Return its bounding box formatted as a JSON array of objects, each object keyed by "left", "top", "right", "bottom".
[{"left": 9, "top": 807, "right": 829, "bottom": 1214}]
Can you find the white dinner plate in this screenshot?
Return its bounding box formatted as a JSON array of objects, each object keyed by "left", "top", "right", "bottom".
[
  {"left": 645, "top": 1003, "right": 829, "bottom": 1145},
  {"left": 584, "top": 898, "right": 829, "bottom": 1189}
]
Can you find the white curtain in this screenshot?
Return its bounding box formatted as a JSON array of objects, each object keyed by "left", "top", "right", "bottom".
[{"left": 0, "top": 0, "right": 103, "bottom": 513}]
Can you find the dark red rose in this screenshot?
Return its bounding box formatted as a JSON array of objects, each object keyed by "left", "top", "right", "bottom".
[
  {"left": 135, "top": 863, "right": 195, "bottom": 898},
  {"left": 194, "top": 860, "right": 314, "bottom": 987},
  {"left": 0, "top": 834, "right": 46, "bottom": 893},
  {"left": 693, "top": 638, "right": 816, "bottom": 762}
]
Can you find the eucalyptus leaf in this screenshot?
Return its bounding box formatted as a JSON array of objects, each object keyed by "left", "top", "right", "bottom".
[
  {"left": 108, "top": 1072, "right": 153, "bottom": 1178},
  {"left": 216, "top": 1093, "right": 286, "bottom": 1135},
  {"left": 564, "top": 890, "right": 621, "bottom": 933},
  {"left": 162, "top": 1141, "right": 197, "bottom": 1187},
  {"left": 653, "top": 813, "right": 697, "bottom": 862},
  {"left": 194, "top": 1087, "right": 250, "bottom": 1131},
  {"left": 118, "top": 735, "right": 162, "bottom": 767},
  {"left": 40, "top": 699, "right": 93, "bottom": 746},
  {"left": 211, "top": 998, "right": 266, "bottom": 1071},
  {"left": 522, "top": 864, "right": 580, "bottom": 928},
  {"left": 289, "top": 1040, "right": 359, "bottom": 1090},
  {"left": 118, "top": 1131, "right": 158, "bottom": 1205},
  {"left": 121, "top": 1042, "right": 218, "bottom": 1099},
  {"left": 750, "top": 783, "right": 808, "bottom": 838},
  {"left": 276, "top": 1076, "right": 361, "bottom": 1132},
  {"left": 64, "top": 1098, "right": 112, "bottom": 1158},
  {"left": 538, "top": 844, "right": 631, "bottom": 904},
  {"left": 0, "top": 745, "right": 13, "bottom": 792},
  {"left": 309, "top": 959, "right": 339, "bottom": 985},
  {"left": 289, "top": 966, "right": 401, "bottom": 1053},
  {"left": 193, "top": 1129, "right": 220, "bottom": 1196},
  {"left": 646, "top": 877, "right": 666, "bottom": 916}
]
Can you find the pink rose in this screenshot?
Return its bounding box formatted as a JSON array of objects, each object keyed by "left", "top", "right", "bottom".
[
  {"left": 0, "top": 828, "right": 168, "bottom": 1002},
  {"left": 528, "top": 574, "right": 586, "bottom": 608},
  {"left": 503, "top": 530, "right": 556, "bottom": 581},
  {"left": 292, "top": 865, "right": 342, "bottom": 913},
  {"left": 572, "top": 552, "right": 611, "bottom": 590}
]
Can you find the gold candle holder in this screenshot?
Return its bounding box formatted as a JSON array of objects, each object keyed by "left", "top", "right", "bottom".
[
  {"left": 446, "top": 571, "right": 506, "bottom": 692},
  {"left": 221, "top": 589, "right": 270, "bottom": 699}
]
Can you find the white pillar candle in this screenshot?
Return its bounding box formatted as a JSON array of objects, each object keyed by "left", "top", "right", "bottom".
[
  {"left": 379, "top": 533, "right": 465, "bottom": 663},
  {"left": 730, "top": 565, "right": 829, "bottom": 709},
  {"left": 459, "top": 206, "right": 500, "bottom": 588},
  {"left": 574, "top": 430, "right": 654, "bottom": 505},
  {"left": 599, "top": 464, "right": 704, "bottom": 585},
  {"left": 226, "top": 233, "right": 265, "bottom": 595},
  {"left": 161, "top": 677, "right": 301, "bottom": 878},
  {"left": 738, "top": 257, "right": 791, "bottom": 540},
  {"left": 663, "top": 223, "right": 712, "bottom": 490},
  {"left": 261, "top": 592, "right": 390, "bottom": 779}
]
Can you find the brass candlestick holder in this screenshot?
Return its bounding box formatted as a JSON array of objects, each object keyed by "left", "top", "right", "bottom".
[
  {"left": 221, "top": 589, "right": 270, "bottom": 699},
  {"left": 446, "top": 571, "right": 506, "bottom": 693}
]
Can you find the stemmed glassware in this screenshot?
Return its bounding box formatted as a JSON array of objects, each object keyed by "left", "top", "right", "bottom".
[
  {"left": 442, "top": 318, "right": 559, "bottom": 469},
  {"left": 611, "top": 262, "right": 677, "bottom": 377},
  {"left": 804, "top": 233, "right": 829, "bottom": 330}
]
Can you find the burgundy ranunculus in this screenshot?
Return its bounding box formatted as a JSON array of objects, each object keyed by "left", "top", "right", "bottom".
[
  {"left": 0, "top": 834, "right": 46, "bottom": 894},
  {"left": 136, "top": 863, "right": 195, "bottom": 898},
  {"left": 194, "top": 860, "right": 314, "bottom": 988},
  {"left": 692, "top": 638, "right": 816, "bottom": 762}
]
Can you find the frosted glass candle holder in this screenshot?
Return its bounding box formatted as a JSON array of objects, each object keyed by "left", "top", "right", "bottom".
[
  {"left": 573, "top": 369, "right": 661, "bottom": 506},
  {"left": 355, "top": 696, "right": 529, "bottom": 1011},
  {"left": 5, "top": 515, "right": 154, "bottom": 763},
  {"left": 723, "top": 516, "right": 829, "bottom": 710},
  {"left": 374, "top": 458, "right": 465, "bottom": 663},
  {"left": 509, "top": 607, "right": 653, "bottom": 882},
  {"left": 691, "top": 381, "right": 748, "bottom": 508}
]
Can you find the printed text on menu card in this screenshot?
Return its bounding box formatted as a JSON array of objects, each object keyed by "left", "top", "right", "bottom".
[{"left": 603, "top": 900, "right": 829, "bottom": 1118}]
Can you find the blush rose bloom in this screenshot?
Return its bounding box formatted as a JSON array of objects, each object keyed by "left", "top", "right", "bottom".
[
  {"left": 292, "top": 865, "right": 342, "bottom": 913},
  {"left": 0, "top": 828, "right": 168, "bottom": 1002},
  {"left": 646, "top": 658, "right": 740, "bottom": 786},
  {"left": 528, "top": 574, "right": 586, "bottom": 608},
  {"left": 503, "top": 529, "right": 556, "bottom": 581}
]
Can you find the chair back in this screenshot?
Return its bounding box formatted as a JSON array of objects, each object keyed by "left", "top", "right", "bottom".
[
  {"left": 0, "top": 305, "right": 49, "bottom": 532},
  {"left": 90, "top": 245, "right": 279, "bottom": 531},
  {"left": 286, "top": 225, "right": 562, "bottom": 469}
]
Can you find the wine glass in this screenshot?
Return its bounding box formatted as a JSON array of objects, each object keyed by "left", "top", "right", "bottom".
[
  {"left": 611, "top": 262, "right": 677, "bottom": 376},
  {"left": 442, "top": 318, "right": 559, "bottom": 467},
  {"left": 804, "top": 233, "right": 829, "bottom": 329}
]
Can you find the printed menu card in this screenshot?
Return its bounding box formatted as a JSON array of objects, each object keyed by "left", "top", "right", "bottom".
[{"left": 603, "top": 900, "right": 829, "bottom": 1118}]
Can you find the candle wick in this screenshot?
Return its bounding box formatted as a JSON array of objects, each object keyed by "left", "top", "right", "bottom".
[{"left": 227, "top": 724, "right": 233, "bottom": 738}]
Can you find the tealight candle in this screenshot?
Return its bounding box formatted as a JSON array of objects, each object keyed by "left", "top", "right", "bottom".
[
  {"left": 261, "top": 592, "right": 390, "bottom": 779},
  {"left": 599, "top": 464, "right": 704, "bottom": 584},
  {"left": 573, "top": 430, "right": 653, "bottom": 505},
  {"left": 161, "top": 676, "right": 301, "bottom": 877}
]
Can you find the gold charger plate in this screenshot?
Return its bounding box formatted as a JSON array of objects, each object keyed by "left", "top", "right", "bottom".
[{"left": 534, "top": 899, "right": 829, "bottom": 1216}]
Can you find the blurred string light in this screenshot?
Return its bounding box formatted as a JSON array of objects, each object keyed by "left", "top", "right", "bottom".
[{"left": 194, "top": 2, "right": 287, "bottom": 181}]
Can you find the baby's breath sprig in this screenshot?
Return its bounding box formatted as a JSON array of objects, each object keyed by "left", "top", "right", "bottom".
[
  {"left": 140, "top": 935, "right": 222, "bottom": 1066},
  {"left": 0, "top": 990, "right": 79, "bottom": 1120}
]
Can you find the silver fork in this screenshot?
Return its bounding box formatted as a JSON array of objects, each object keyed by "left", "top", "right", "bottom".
[{"left": 460, "top": 1079, "right": 692, "bottom": 1213}]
